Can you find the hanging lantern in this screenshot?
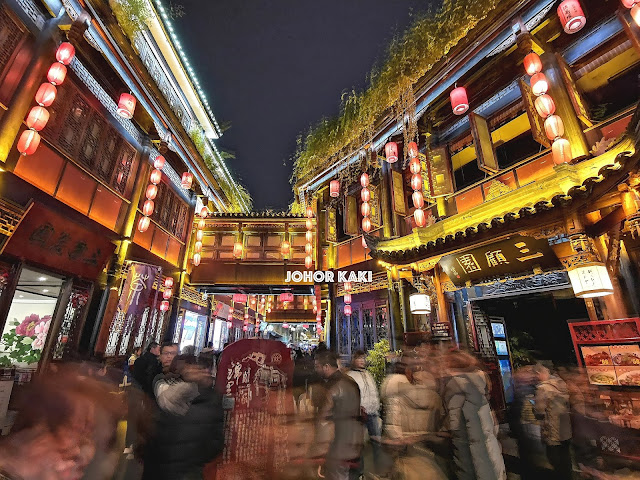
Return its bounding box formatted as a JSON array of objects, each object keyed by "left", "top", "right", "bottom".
[
  {"left": 281, "top": 240, "right": 290, "bottom": 257},
  {"left": 414, "top": 208, "right": 427, "bottom": 228},
  {"left": 361, "top": 187, "right": 370, "bottom": 202},
  {"left": 362, "top": 236, "right": 368, "bottom": 249},
  {"left": 344, "top": 293, "right": 352, "bottom": 304},
  {"left": 227, "top": 320, "right": 233, "bottom": 329},
  {"left": 412, "top": 191, "right": 424, "bottom": 209},
  {"left": 137, "top": 216, "right": 150, "bottom": 233},
  {"left": 35, "top": 83, "right": 56, "bottom": 107},
  {"left": 544, "top": 115, "right": 565, "bottom": 140},
  {"left": 409, "top": 293, "right": 431, "bottom": 314},
  {"left": 305, "top": 243, "right": 313, "bottom": 255},
  {"left": 194, "top": 241, "right": 202, "bottom": 253},
  {"left": 306, "top": 218, "right": 313, "bottom": 230},
  {"left": 146, "top": 184, "right": 158, "bottom": 200},
  {"left": 233, "top": 242, "right": 243, "bottom": 258},
  {"left": 523, "top": 52, "right": 543, "bottom": 76},
  {"left": 55, "top": 42, "right": 75, "bottom": 65},
  {"left": 243, "top": 325, "right": 248, "bottom": 332},
  {"left": 329, "top": 180, "right": 340, "bottom": 197},
  {"left": 534, "top": 94, "right": 556, "bottom": 118},
  {"left": 568, "top": 263, "right": 614, "bottom": 297},
  {"left": 306, "top": 206, "right": 314, "bottom": 218},
  {"left": 362, "top": 217, "right": 372, "bottom": 233},
  {"left": 360, "top": 173, "right": 369, "bottom": 187},
  {"left": 450, "top": 86, "right": 469, "bottom": 115},
  {"left": 17, "top": 130, "right": 40, "bottom": 155},
  {"left": 552, "top": 138, "right": 572, "bottom": 165},
  {"left": 557, "top": 0, "right": 587, "bottom": 34},
  {"left": 344, "top": 304, "right": 352, "bottom": 316},
  {"left": 193, "top": 253, "right": 201, "bottom": 266},
  {"left": 244, "top": 311, "right": 249, "bottom": 320},
  {"left": 361, "top": 201, "right": 371, "bottom": 217},
  {"left": 282, "top": 322, "right": 289, "bottom": 329},
  {"left": 160, "top": 300, "right": 170, "bottom": 312},
  {"left": 411, "top": 174, "right": 423, "bottom": 191},
  {"left": 306, "top": 230, "right": 313, "bottom": 243},
  {"left": 409, "top": 158, "right": 421, "bottom": 175},
  {"left": 150, "top": 169, "right": 162, "bottom": 185},
  {"left": 196, "top": 230, "right": 203, "bottom": 242},
  {"left": 163, "top": 289, "right": 172, "bottom": 300},
  {"left": 164, "top": 277, "right": 174, "bottom": 289},
  {"left": 530, "top": 73, "right": 549, "bottom": 96},
  {"left": 25, "top": 106, "right": 49, "bottom": 131},
  {"left": 622, "top": 0, "right": 637, "bottom": 8},
  {"left": 181, "top": 172, "right": 193, "bottom": 189},
  {"left": 407, "top": 141, "right": 419, "bottom": 159},
  {"left": 384, "top": 142, "right": 398, "bottom": 163},
  {"left": 153, "top": 155, "right": 166, "bottom": 170},
  {"left": 117, "top": 93, "right": 136, "bottom": 119},
  {"left": 344, "top": 281, "right": 352, "bottom": 291},
  {"left": 142, "top": 199, "right": 154, "bottom": 216},
  {"left": 198, "top": 219, "right": 206, "bottom": 230},
  {"left": 47, "top": 62, "right": 67, "bottom": 85},
  {"left": 305, "top": 255, "right": 313, "bottom": 269},
  {"left": 631, "top": 4, "right": 640, "bottom": 26}
]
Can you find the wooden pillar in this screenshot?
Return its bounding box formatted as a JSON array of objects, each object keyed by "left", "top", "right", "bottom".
[
  {"left": 618, "top": 10, "right": 640, "bottom": 56},
  {"left": 584, "top": 298, "right": 599, "bottom": 322},
  {"left": 386, "top": 268, "right": 403, "bottom": 350},
  {"left": 380, "top": 161, "right": 395, "bottom": 238},
  {"left": 433, "top": 265, "right": 451, "bottom": 327}
]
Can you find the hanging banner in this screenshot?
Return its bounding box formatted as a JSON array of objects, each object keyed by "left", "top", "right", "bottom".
[
  {"left": 556, "top": 53, "right": 592, "bottom": 128},
  {"left": 369, "top": 184, "right": 381, "bottom": 227},
  {"left": 344, "top": 195, "right": 358, "bottom": 236},
  {"left": 392, "top": 170, "right": 407, "bottom": 215},
  {"left": 326, "top": 206, "right": 337, "bottom": 243},
  {"left": 470, "top": 112, "right": 499, "bottom": 174},
  {"left": 118, "top": 263, "right": 160, "bottom": 319},
  {"left": 427, "top": 146, "right": 454, "bottom": 197}
]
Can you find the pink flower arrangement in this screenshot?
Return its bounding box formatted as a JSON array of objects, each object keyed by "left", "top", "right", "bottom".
[
  {"left": 32, "top": 319, "right": 51, "bottom": 350},
  {"left": 15, "top": 314, "right": 51, "bottom": 339}
]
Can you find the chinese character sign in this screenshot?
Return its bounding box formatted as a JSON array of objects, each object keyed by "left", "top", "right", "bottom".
[{"left": 118, "top": 263, "right": 160, "bottom": 318}]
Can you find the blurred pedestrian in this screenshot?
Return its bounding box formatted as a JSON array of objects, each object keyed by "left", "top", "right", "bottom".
[{"left": 133, "top": 342, "right": 161, "bottom": 396}]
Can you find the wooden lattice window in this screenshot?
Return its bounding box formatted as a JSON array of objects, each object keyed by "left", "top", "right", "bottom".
[{"left": 147, "top": 182, "right": 189, "bottom": 241}]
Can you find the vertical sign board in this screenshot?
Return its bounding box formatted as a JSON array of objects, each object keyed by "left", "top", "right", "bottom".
[
  {"left": 469, "top": 112, "right": 499, "bottom": 174},
  {"left": 427, "top": 146, "right": 455, "bottom": 197},
  {"left": 215, "top": 339, "right": 294, "bottom": 477},
  {"left": 519, "top": 76, "right": 550, "bottom": 148},
  {"left": 556, "top": 53, "right": 592, "bottom": 128},
  {"left": 369, "top": 184, "right": 382, "bottom": 227},
  {"left": 343, "top": 195, "right": 358, "bottom": 236},
  {"left": 391, "top": 170, "right": 407, "bottom": 215},
  {"left": 326, "top": 206, "right": 337, "bottom": 243}
]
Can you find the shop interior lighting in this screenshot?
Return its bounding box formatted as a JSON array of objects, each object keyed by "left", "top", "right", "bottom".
[{"left": 38, "top": 276, "right": 47, "bottom": 281}]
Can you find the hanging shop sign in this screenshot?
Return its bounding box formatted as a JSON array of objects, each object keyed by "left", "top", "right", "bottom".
[
  {"left": 555, "top": 54, "right": 592, "bottom": 128},
  {"left": 427, "top": 146, "right": 454, "bottom": 197},
  {"left": 519, "top": 77, "right": 550, "bottom": 148},
  {"left": 117, "top": 262, "right": 161, "bottom": 320},
  {"left": 391, "top": 170, "right": 406, "bottom": 215},
  {"left": 344, "top": 195, "right": 358, "bottom": 236},
  {"left": 469, "top": 112, "right": 499, "bottom": 174},
  {"left": 439, "top": 235, "right": 561, "bottom": 287},
  {"left": 432, "top": 322, "right": 451, "bottom": 339},
  {"left": 2, "top": 203, "right": 115, "bottom": 279},
  {"left": 369, "top": 184, "right": 381, "bottom": 227},
  {"left": 326, "top": 206, "right": 337, "bottom": 243}
]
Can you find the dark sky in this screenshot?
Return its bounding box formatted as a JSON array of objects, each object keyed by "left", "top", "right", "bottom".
[{"left": 173, "top": 0, "right": 432, "bottom": 210}]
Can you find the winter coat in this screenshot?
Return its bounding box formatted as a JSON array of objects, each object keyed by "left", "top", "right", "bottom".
[
  {"left": 347, "top": 368, "right": 380, "bottom": 415},
  {"left": 133, "top": 351, "right": 161, "bottom": 396},
  {"left": 381, "top": 372, "right": 442, "bottom": 440},
  {"left": 534, "top": 375, "right": 572, "bottom": 445},
  {"left": 444, "top": 370, "right": 506, "bottom": 480}
]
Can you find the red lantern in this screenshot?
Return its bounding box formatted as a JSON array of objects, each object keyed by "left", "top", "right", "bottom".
[
  {"left": 552, "top": 138, "right": 572, "bottom": 165},
  {"left": 47, "top": 62, "right": 67, "bottom": 85},
  {"left": 282, "top": 322, "right": 289, "bottom": 329},
  {"left": 361, "top": 187, "right": 370, "bottom": 202},
  {"left": 194, "top": 241, "right": 202, "bottom": 253},
  {"left": 385, "top": 142, "right": 398, "bottom": 163},
  {"left": 193, "top": 253, "right": 201, "bottom": 266},
  {"left": 150, "top": 169, "right": 162, "bottom": 185},
  {"left": 306, "top": 206, "right": 314, "bottom": 218},
  {"left": 344, "top": 293, "right": 352, "bottom": 304},
  {"left": 344, "top": 281, "right": 352, "bottom": 291},
  {"left": 360, "top": 172, "right": 369, "bottom": 187},
  {"left": 196, "top": 230, "right": 203, "bottom": 242},
  {"left": 344, "top": 304, "right": 352, "bottom": 316},
  {"left": 181, "top": 172, "right": 193, "bottom": 189},
  {"left": 55, "top": 42, "right": 75, "bottom": 65},
  {"left": 450, "top": 86, "right": 469, "bottom": 115},
  {"left": 409, "top": 158, "right": 421, "bottom": 175},
  {"left": 26, "top": 106, "right": 49, "bottom": 131},
  {"left": 304, "top": 219, "right": 312, "bottom": 231},
  {"left": 281, "top": 240, "right": 290, "bottom": 256},
  {"left": 414, "top": 208, "right": 426, "bottom": 228},
  {"left": 411, "top": 174, "right": 423, "bottom": 191},
  {"left": 146, "top": 184, "right": 158, "bottom": 200},
  {"left": 544, "top": 115, "right": 565, "bottom": 140},
  {"left": 142, "top": 199, "right": 154, "bottom": 216},
  {"left": 523, "top": 52, "right": 542, "bottom": 76},
  {"left": 306, "top": 230, "right": 313, "bottom": 243},
  {"left": 138, "top": 216, "right": 150, "bottom": 233},
  {"left": 200, "top": 206, "right": 208, "bottom": 217},
  {"left": 198, "top": 219, "right": 206, "bottom": 229},
  {"left": 160, "top": 300, "right": 170, "bottom": 312},
  {"left": 164, "top": 277, "right": 174, "bottom": 289},
  {"left": 412, "top": 191, "right": 424, "bottom": 209},
  {"left": 243, "top": 325, "right": 248, "bottom": 332},
  {"left": 227, "top": 320, "right": 233, "bottom": 329},
  {"left": 361, "top": 201, "right": 371, "bottom": 217},
  {"left": 35, "top": 83, "right": 56, "bottom": 107},
  {"left": 305, "top": 243, "right": 313, "bottom": 255},
  {"left": 17, "top": 130, "right": 40, "bottom": 155},
  {"left": 305, "top": 255, "right": 313, "bottom": 269},
  {"left": 407, "top": 141, "right": 419, "bottom": 158},
  {"left": 233, "top": 242, "right": 243, "bottom": 258},
  {"left": 632, "top": 4, "right": 640, "bottom": 26},
  {"left": 330, "top": 180, "right": 340, "bottom": 197},
  {"left": 117, "top": 93, "right": 136, "bottom": 119},
  {"left": 534, "top": 94, "right": 556, "bottom": 118},
  {"left": 622, "top": 0, "right": 637, "bottom": 7},
  {"left": 530, "top": 73, "right": 549, "bottom": 96},
  {"left": 557, "top": 0, "right": 586, "bottom": 34},
  {"left": 153, "top": 155, "right": 165, "bottom": 170},
  {"left": 163, "top": 289, "right": 172, "bottom": 300},
  {"left": 362, "top": 217, "right": 372, "bottom": 233}
]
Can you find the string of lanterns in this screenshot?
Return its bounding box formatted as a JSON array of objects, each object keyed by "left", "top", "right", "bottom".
[
  {"left": 192, "top": 205, "right": 207, "bottom": 266},
  {"left": 523, "top": 52, "right": 571, "bottom": 165},
  {"left": 17, "top": 42, "right": 76, "bottom": 155},
  {"left": 360, "top": 172, "right": 372, "bottom": 241},
  {"left": 160, "top": 277, "right": 173, "bottom": 312},
  {"left": 407, "top": 142, "right": 426, "bottom": 228},
  {"left": 343, "top": 281, "right": 352, "bottom": 316},
  {"left": 138, "top": 154, "right": 166, "bottom": 233},
  {"left": 305, "top": 205, "right": 314, "bottom": 269}
]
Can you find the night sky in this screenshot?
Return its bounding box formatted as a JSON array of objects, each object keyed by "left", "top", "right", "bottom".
[{"left": 173, "top": 0, "right": 433, "bottom": 210}]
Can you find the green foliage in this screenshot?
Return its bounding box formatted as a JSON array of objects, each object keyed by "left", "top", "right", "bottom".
[
  {"left": 292, "top": 0, "right": 505, "bottom": 185},
  {"left": 366, "top": 339, "right": 392, "bottom": 388},
  {"left": 509, "top": 331, "right": 536, "bottom": 369},
  {"left": 109, "top": 0, "right": 153, "bottom": 38}
]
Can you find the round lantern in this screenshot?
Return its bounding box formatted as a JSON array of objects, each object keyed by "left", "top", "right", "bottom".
[
  {"left": 117, "top": 93, "right": 136, "bottom": 119},
  {"left": 233, "top": 242, "right": 243, "bottom": 258},
  {"left": 164, "top": 277, "right": 174, "bottom": 288},
  {"left": 163, "top": 289, "right": 172, "bottom": 300},
  {"left": 55, "top": 42, "right": 75, "bottom": 65},
  {"left": 146, "top": 184, "right": 158, "bottom": 200},
  {"left": 523, "top": 52, "right": 542, "bottom": 76},
  {"left": 361, "top": 201, "right": 371, "bottom": 217},
  {"left": 552, "top": 138, "right": 572, "bottom": 165},
  {"left": 306, "top": 219, "right": 313, "bottom": 230},
  {"left": 568, "top": 263, "right": 614, "bottom": 297},
  {"left": 344, "top": 304, "right": 352, "bottom": 316},
  {"left": 530, "top": 73, "right": 549, "bottom": 96},
  {"left": 305, "top": 243, "right": 313, "bottom": 255},
  {"left": 330, "top": 180, "right": 340, "bottom": 197},
  {"left": 412, "top": 191, "right": 424, "bottom": 209},
  {"left": 344, "top": 293, "right": 352, "bottom": 304},
  {"left": 361, "top": 187, "right": 370, "bottom": 202},
  {"left": 193, "top": 253, "right": 201, "bottom": 266},
  {"left": 557, "top": 0, "right": 587, "bottom": 34},
  {"left": 137, "top": 216, "right": 150, "bottom": 233},
  {"left": 242, "top": 325, "right": 248, "bottom": 332},
  {"left": 244, "top": 312, "right": 249, "bottom": 320},
  {"left": 544, "top": 115, "right": 565, "bottom": 140},
  {"left": 35, "top": 83, "right": 56, "bottom": 107},
  {"left": 227, "top": 320, "right": 233, "bottom": 329},
  {"left": 194, "top": 241, "right": 202, "bottom": 253},
  {"left": 409, "top": 293, "right": 431, "bottom": 314},
  {"left": 622, "top": 0, "right": 637, "bottom": 8},
  {"left": 282, "top": 322, "right": 289, "bottom": 329},
  {"left": 198, "top": 219, "right": 206, "bottom": 230},
  {"left": 181, "top": 172, "right": 193, "bottom": 189},
  {"left": 362, "top": 217, "right": 372, "bottom": 233},
  {"left": 26, "top": 106, "right": 49, "bottom": 131},
  {"left": 196, "top": 230, "right": 203, "bottom": 242},
  {"left": 160, "top": 300, "right": 170, "bottom": 312},
  {"left": 344, "top": 281, "right": 352, "bottom": 291},
  {"left": 306, "top": 206, "right": 314, "bottom": 218},
  {"left": 305, "top": 255, "right": 313, "bottom": 269},
  {"left": 385, "top": 142, "right": 398, "bottom": 163},
  {"left": 632, "top": 4, "right": 640, "bottom": 26},
  {"left": 407, "top": 141, "right": 419, "bottom": 159},
  {"left": 47, "top": 62, "right": 67, "bottom": 85},
  {"left": 411, "top": 174, "right": 423, "bottom": 191},
  {"left": 142, "top": 199, "right": 154, "bottom": 216},
  {"left": 17, "top": 130, "right": 40, "bottom": 155},
  {"left": 360, "top": 173, "right": 369, "bottom": 187},
  {"left": 200, "top": 206, "right": 208, "bottom": 217},
  {"left": 450, "top": 86, "right": 469, "bottom": 115},
  {"left": 153, "top": 155, "right": 165, "bottom": 170},
  {"left": 306, "top": 230, "right": 313, "bottom": 243},
  {"left": 414, "top": 208, "right": 427, "bottom": 228},
  {"left": 150, "top": 169, "right": 162, "bottom": 185},
  {"left": 534, "top": 94, "right": 556, "bottom": 118},
  {"left": 281, "top": 240, "right": 290, "bottom": 256},
  {"left": 409, "top": 158, "right": 421, "bottom": 175}
]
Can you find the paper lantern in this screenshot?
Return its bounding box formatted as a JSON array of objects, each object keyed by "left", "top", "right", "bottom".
[
  {"left": 523, "top": 52, "right": 542, "bottom": 76},
  {"left": 26, "top": 106, "right": 49, "bottom": 131},
  {"left": 306, "top": 219, "right": 313, "bottom": 230},
  {"left": 362, "top": 217, "right": 372, "bottom": 233},
  {"left": 164, "top": 277, "right": 174, "bottom": 288},
  {"left": 411, "top": 174, "right": 423, "bottom": 191},
  {"left": 17, "top": 130, "right": 40, "bottom": 155},
  {"left": 244, "top": 312, "right": 249, "bottom": 320},
  {"left": 194, "top": 241, "right": 202, "bottom": 253},
  {"left": 360, "top": 173, "right": 369, "bottom": 187},
  {"left": 117, "top": 93, "right": 136, "bottom": 119},
  {"left": 243, "top": 325, "right": 248, "bottom": 332},
  {"left": 137, "top": 216, "right": 150, "bottom": 233},
  {"left": 196, "top": 230, "right": 203, "bottom": 242},
  {"left": 330, "top": 180, "right": 340, "bottom": 198},
  {"left": 409, "top": 158, "right": 421, "bottom": 175},
  {"left": 200, "top": 206, "right": 208, "bottom": 217},
  {"left": 361, "top": 201, "right": 371, "bottom": 217},
  {"left": 384, "top": 142, "right": 398, "bottom": 163},
  {"left": 281, "top": 240, "right": 290, "bottom": 256},
  {"left": 622, "top": 0, "right": 637, "bottom": 8},
  {"left": 344, "top": 281, "right": 352, "bottom": 291},
  {"left": 233, "top": 242, "right": 243, "bottom": 258},
  {"left": 306, "top": 206, "right": 314, "bottom": 218},
  {"left": 142, "top": 199, "right": 154, "bottom": 216},
  {"left": 568, "top": 263, "right": 613, "bottom": 297},
  {"left": 414, "top": 208, "right": 426, "bottom": 228},
  {"left": 306, "top": 230, "right": 313, "bottom": 243},
  {"left": 361, "top": 187, "right": 370, "bottom": 202},
  {"left": 282, "top": 322, "right": 289, "bottom": 329},
  {"left": 153, "top": 155, "right": 165, "bottom": 170},
  {"left": 35, "top": 83, "right": 56, "bottom": 107},
  {"left": 193, "top": 253, "right": 201, "bottom": 266},
  {"left": 344, "top": 304, "right": 352, "bottom": 316},
  {"left": 227, "top": 321, "right": 233, "bottom": 329},
  {"left": 450, "top": 86, "right": 469, "bottom": 115},
  {"left": 181, "top": 172, "right": 193, "bottom": 189},
  {"left": 552, "top": 138, "right": 572, "bottom": 165},
  {"left": 47, "top": 62, "right": 67, "bottom": 85},
  {"left": 534, "top": 94, "right": 556, "bottom": 118},
  {"left": 233, "top": 294, "right": 248, "bottom": 303},
  {"left": 198, "top": 219, "right": 206, "bottom": 230},
  {"left": 344, "top": 293, "right": 352, "bottom": 304},
  {"left": 407, "top": 141, "right": 419, "bottom": 158},
  {"left": 55, "top": 42, "right": 75, "bottom": 65},
  {"left": 409, "top": 293, "right": 431, "bottom": 314},
  {"left": 412, "top": 191, "right": 424, "bottom": 209},
  {"left": 150, "top": 169, "right": 162, "bottom": 185},
  {"left": 146, "top": 184, "right": 158, "bottom": 200},
  {"left": 530, "top": 73, "right": 548, "bottom": 96},
  {"left": 305, "top": 255, "right": 313, "bottom": 269},
  {"left": 160, "top": 300, "right": 170, "bottom": 312},
  {"left": 544, "top": 115, "right": 565, "bottom": 140},
  {"left": 632, "top": 4, "right": 640, "bottom": 26},
  {"left": 557, "top": 0, "right": 587, "bottom": 34},
  {"left": 163, "top": 289, "right": 172, "bottom": 300},
  {"left": 305, "top": 243, "right": 313, "bottom": 254}
]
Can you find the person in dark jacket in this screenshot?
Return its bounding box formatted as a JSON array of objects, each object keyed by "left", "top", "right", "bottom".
[{"left": 133, "top": 342, "right": 161, "bottom": 396}]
